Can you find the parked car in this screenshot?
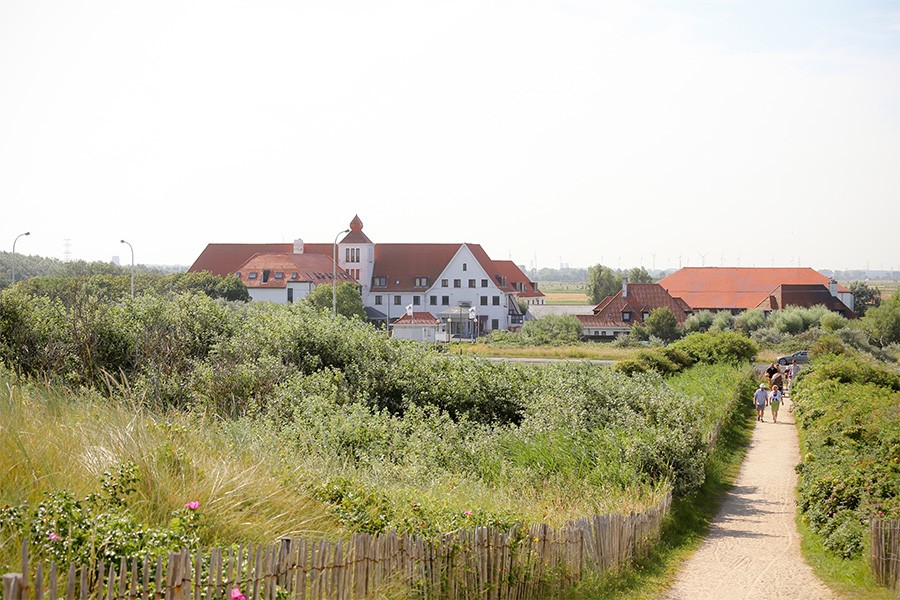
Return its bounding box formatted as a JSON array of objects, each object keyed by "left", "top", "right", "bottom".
[{"left": 777, "top": 350, "right": 809, "bottom": 366}]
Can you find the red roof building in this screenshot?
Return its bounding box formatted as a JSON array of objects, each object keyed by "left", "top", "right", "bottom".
[
  {"left": 658, "top": 267, "right": 854, "bottom": 313},
  {"left": 577, "top": 282, "right": 691, "bottom": 339},
  {"left": 188, "top": 215, "right": 544, "bottom": 334}
]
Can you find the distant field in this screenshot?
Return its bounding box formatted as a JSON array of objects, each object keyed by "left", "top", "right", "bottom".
[{"left": 539, "top": 281, "right": 589, "bottom": 304}]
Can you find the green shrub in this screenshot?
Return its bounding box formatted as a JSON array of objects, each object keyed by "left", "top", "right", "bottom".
[
  {"left": 671, "top": 331, "right": 758, "bottom": 365},
  {"left": 683, "top": 310, "right": 715, "bottom": 333},
  {"left": 521, "top": 314, "right": 581, "bottom": 345}
]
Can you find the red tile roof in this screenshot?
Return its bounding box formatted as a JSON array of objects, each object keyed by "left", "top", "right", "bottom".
[
  {"left": 658, "top": 267, "right": 848, "bottom": 311},
  {"left": 757, "top": 284, "right": 856, "bottom": 317},
  {"left": 235, "top": 253, "right": 353, "bottom": 288},
  {"left": 493, "top": 260, "right": 545, "bottom": 298},
  {"left": 393, "top": 311, "right": 440, "bottom": 325},
  {"left": 189, "top": 243, "right": 334, "bottom": 276},
  {"left": 341, "top": 214, "right": 373, "bottom": 244},
  {"left": 371, "top": 243, "right": 461, "bottom": 291},
  {"left": 589, "top": 283, "right": 691, "bottom": 327}
]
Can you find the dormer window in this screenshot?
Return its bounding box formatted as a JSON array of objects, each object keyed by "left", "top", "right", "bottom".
[
  {"left": 622, "top": 311, "right": 631, "bottom": 321},
  {"left": 275, "top": 272, "right": 284, "bottom": 280},
  {"left": 235, "top": 272, "right": 241, "bottom": 278},
  {"left": 415, "top": 277, "right": 429, "bottom": 287},
  {"left": 642, "top": 312, "right": 649, "bottom": 320},
  {"left": 248, "top": 272, "right": 257, "bottom": 280},
  {"left": 291, "top": 272, "right": 298, "bottom": 280},
  {"left": 374, "top": 276, "right": 387, "bottom": 287}
]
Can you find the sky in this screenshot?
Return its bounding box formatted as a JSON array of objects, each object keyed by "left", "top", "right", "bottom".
[{"left": 1, "top": 0, "right": 898, "bottom": 272}]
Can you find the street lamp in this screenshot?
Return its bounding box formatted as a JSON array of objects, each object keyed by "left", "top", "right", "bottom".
[
  {"left": 120, "top": 239, "right": 134, "bottom": 299},
  {"left": 11, "top": 231, "right": 30, "bottom": 285},
  {"left": 333, "top": 228, "right": 350, "bottom": 317}
]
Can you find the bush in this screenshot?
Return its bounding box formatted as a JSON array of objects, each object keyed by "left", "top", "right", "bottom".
[
  {"left": 793, "top": 352, "right": 900, "bottom": 558},
  {"left": 521, "top": 314, "right": 581, "bottom": 345},
  {"left": 683, "top": 310, "right": 715, "bottom": 333},
  {"left": 671, "top": 331, "right": 758, "bottom": 365}
]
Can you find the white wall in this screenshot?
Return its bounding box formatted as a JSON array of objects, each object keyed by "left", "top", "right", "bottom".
[{"left": 393, "top": 324, "right": 438, "bottom": 342}]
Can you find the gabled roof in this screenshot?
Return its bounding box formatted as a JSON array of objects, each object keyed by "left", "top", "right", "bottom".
[
  {"left": 590, "top": 283, "right": 691, "bottom": 327},
  {"left": 189, "top": 243, "right": 333, "bottom": 276},
  {"left": 235, "top": 253, "right": 353, "bottom": 288},
  {"left": 658, "top": 267, "right": 849, "bottom": 311},
  {"left": 493, "top": 260, "right": 545, "bottom": 298},
  {"left": 757, "top": 284, "right": 856, "bottom": 317},
  {"left": 393, "top": 311, "right": 440, "bottom": 326},
  {"left": 371, "top": 244, "right": 462, "bottom": 291}
]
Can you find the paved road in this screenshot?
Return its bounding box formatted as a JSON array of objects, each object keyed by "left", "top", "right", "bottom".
[{"left": 665, "top": 390, "right": 834, "bottom": 599}]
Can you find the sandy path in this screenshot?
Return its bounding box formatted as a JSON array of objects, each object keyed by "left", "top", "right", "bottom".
[{"left": 665, "top": 391, "right": 834, "bottom": 599}]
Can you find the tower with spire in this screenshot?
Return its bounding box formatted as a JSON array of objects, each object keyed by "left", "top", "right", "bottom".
[{"left": 337, "top": 214, "right": 375, "bottom": 294}]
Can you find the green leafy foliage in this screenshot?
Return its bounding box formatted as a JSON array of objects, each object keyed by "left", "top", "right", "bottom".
[
  {"left": 793, "top": 354, "right": 900, "bottom": 558},
  {"left": 304, "top": 281, "right": 367, "bottom": 319},
  {"left": 520, "top": 314, "right": 581, "bottom": 345},
  {"left": 0, "top": 462, "right": 202, "bottom": 568},
  {"left": 644, "top": 307, "right": 679, "bottom": 342}
]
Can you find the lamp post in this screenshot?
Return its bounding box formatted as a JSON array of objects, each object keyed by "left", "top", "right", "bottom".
[
  {"left": 11, "top": 231, "right": 30, "bottom": 285},
  {"left": 120, "top": 239, "right": 134, "bottom": 299},
  {"left": 333, "top": 228, "right": 349, "bottom": 317}
]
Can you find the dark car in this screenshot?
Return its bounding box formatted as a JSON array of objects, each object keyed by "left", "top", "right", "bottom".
[{"left": 777, "top": 350, "right": 809, "bottom": 366}]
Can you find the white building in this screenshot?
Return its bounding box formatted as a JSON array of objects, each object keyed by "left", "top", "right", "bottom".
[{"left": 188, "top": 215, "right": 544, "bottom": 334}]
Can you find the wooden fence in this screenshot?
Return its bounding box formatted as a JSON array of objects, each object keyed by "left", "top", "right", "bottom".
[
  {"left": 871, "top": 517, "right": 900, "bottom": 594},
  {"left": 1, "top": 494, "right": 670, "bottom": 600}
]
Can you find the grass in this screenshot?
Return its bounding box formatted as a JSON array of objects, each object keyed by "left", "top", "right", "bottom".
[
  {"left": 560, "top": 382, "right": 758, "bottom": 598},
  {"left": 796, "top": 516, "right": 897, "bottom": 599},
  {"left": 456, "top": 342, "right": 641, "bottom": 361},
  {"left": 0, "top": 378, "right": 340, "bottom": 571}
]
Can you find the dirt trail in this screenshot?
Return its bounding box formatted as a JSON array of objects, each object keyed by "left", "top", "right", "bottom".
[{"left": 665, "top": 391, "right": 834, "bottom": 599}]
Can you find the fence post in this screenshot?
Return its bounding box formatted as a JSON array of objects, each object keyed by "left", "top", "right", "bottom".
[{"left": 3, "top": 573, "right": 25, "bottom": 600}]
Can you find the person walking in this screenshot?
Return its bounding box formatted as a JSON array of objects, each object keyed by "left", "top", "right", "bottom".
[
  {"left": 753, "top": 383, "right": 768, "bottom": 422},
  {"left": 769, "top": 384, "right": 782, "bottom": 423},
  {"left": 771, "top": 369, "right": 784, "bottom": 395},
  {"left": 765, "top": 363, "right": 779, "bottom": 381}
]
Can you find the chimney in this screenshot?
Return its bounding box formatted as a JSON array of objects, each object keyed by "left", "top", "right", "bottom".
[
  {"left": 829, "top": 279, "right": 837, "bottom": 297},
  {"left": 293, "top": 238, "right": 304, "bottom": 254},
  {"left": 622, "top": 274, "right": 628, "bottom": 298}
]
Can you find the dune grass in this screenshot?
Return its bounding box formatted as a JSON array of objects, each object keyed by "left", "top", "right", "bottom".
[
  {"left": 0, "top": 377, "right": 339, "bottom": 572},
  {"left": 456, "top": 342, "right": 641, "bottom": 361}
]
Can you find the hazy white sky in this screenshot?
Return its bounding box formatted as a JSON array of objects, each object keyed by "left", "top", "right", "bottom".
[{"left": 1, "top": 1, "right": 898, "bottom": 271}]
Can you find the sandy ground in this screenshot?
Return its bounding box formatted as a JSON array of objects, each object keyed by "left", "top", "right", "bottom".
[{"left": 665, "top": 391, "right": 835, "bottom": 599}]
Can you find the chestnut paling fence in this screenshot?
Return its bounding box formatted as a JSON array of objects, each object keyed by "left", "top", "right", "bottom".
[
  {"left": 871, "top": 518, "right": 900, "bottom": 593},
  {"left": 2, "top": 495, "right": 671, "bottom": 600}
]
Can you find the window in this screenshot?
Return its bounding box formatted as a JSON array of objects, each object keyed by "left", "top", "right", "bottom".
[
  {"left": 413, "top": 296, "right": 421, "bottom": 305},
  {"left": 642, "top": 312, "right": 649, "bottom": 320},
  {"left": 442, "top": 296, "right": 450, "bottom": 305},
  {"left": 492, "top": 296, "right": 500, "bottom": 306},
  {"left": 430, "top": 295, "right": 437, "bottom": 306},
  {"left": 287, "top": 288, "right": 294, "bottom": 303},
  {"left": 345, "top": 247, "right": 360, "bottom": 263},
  {"left": 415, "top": 277, "right": 428, "bottom": 287},
  {"left": 291, "top": 272, "right": 298, "bottom": 280},
  {"left": 374, "top": 295, "right": 383, "bottom": 305},
  {"left": 235, "top": 272, "right": 241, "bottom": 278},
  {"left": 481, "top": 279, "right": 488, "bottom": 287},
  {"left": 441, "top": 279, "right": 448, "bottom": 287},
  {"left": 491, "top": 319, "right": 499, "bottom": 330},
  {"left": 248, "top": 272, "right": 257, "bottom": 280},
  {"left": 480, "top": 296, "right": 488, "bottom": 306},
  {"left": 622, "top": 312, "right": 631, "bottom": 321},
  {"left": 462, "top": 263, "right": 467, "bottom": 271},
  {"left": 374, "top": 276, "right": 387, "bottom": 287},
  {"left": 468, "top": 279, "right": 476, "bottom": 288},
  {"left": 394, "top": 295, "right": 401, "bottom": 305},
  {"left": 275, "top": 272, "right": 284, "bottom": 280},
  {"left": 453, "top": 279, "right": 461, "bottom": 288}
]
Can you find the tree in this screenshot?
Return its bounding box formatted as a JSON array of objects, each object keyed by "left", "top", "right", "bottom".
[
  {"left": 645, "top": 307, "right": 679, "bottom": 342},
  {"left": 522, "top": 314, "right": 581, "bottom": 345},
  {"left": 305, "top": 282, "right": 367, "bottom": 319},
  {"left": 860, "top": 293, "right": 900, "bottom": 347},
  {"left": 625, "top": 267, "right": 654, "bottom": 284},
  {"left": 587, "top": 264, "right": 621, "bottom": 304},
  {"left": 848, "top": 281, "right": 881, "bottom": 316}
]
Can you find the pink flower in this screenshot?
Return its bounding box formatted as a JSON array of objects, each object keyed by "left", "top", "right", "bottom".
[
  {"left": 184, "top": 501, "right": 200, "bottom": 510},
  {"left": 48, "top": 532, "right": 62, "bottom": 542},
  {"left": 464, "top": 510, "right": 473, "bottom": 516},
  {"left": 231, "top": 588, "right": 245, "bottom": 600}
]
